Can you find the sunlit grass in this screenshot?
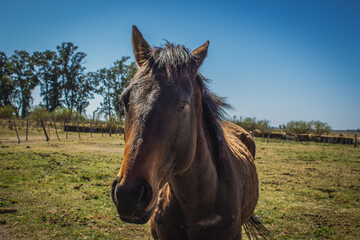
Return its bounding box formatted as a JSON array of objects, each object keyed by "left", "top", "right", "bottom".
[
  {"left": 255, "top": 139, "right": 360, "bottom": 239},
  {"left": 0, "top": 135, "right": 359, "bottom": 239}
]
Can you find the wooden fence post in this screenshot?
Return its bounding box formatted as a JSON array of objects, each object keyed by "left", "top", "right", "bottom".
[
  {"left": 355, "top": 134, "right": 358, "bottom": 148},
  {"left": 90, "top": 120, "right": 93, "bottom": 138},
  {"left": 101, "top": 122, "right": 104, "bottom": 137},
  {"left": 66, "top": 121, "right": 68, "bottom": 139},
  {"left": 13, "top": 118, "right": 20, "bottom": 144},
  {"left": 53, "top": 119, "right": 60, "bottom": 141},
  {"left": 48, "top": 120, "right": 51, "bottom": 139},
  {"left": 77, "top": 121, "right": 81, "bottom": 139},
  {"left": 40, "top": 119, "right": 49, "bottom": 141},
  {"left": 26, "top": 119, "right": 29, "bottom": 141}
]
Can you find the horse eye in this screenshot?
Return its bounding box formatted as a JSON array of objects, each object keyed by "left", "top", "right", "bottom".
[{"left": 177, "top": 100, "right": 189, "bottom": 112}]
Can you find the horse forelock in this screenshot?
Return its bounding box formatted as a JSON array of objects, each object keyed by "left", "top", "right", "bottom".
[{"left": 137, "top": 42, "right": 230, "bottom": 122}]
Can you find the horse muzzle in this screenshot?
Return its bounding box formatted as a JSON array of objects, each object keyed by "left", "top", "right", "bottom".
[{"left": 111, "top": 177, "right": 154, "bottom": 224}]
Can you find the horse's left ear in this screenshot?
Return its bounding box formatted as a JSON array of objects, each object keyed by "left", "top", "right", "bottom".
[{"left": 190, "top": 40, "right": 209, "bottom": 69}]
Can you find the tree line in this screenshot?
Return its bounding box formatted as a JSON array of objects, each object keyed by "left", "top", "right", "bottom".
[
  {"left": 0, "top": 42, "right": 137, "bottom": 121},
  {"left": 285, "top": 120, "right": 331, "bottom": 135},
  {"left": 231, "top": 116, "right": 331, "bottom": 135},
  {"left": 231, "top": 116, "right": 271, "bottom": 134}
]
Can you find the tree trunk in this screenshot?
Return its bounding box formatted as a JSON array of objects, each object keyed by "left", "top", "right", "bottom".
[
  {"left": 53, "top": 119, "right": 60, "bottom": 141},
  {"left": 45, "top": 79, "right": 49, "bottom": 110}
]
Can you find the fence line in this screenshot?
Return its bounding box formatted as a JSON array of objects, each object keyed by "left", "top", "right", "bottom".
[
  {"left": 1, "top": 118, "right": 124, "bottom": 144},
  {"left": 253, "top": 131, "right": 359, "bottom": 146}
]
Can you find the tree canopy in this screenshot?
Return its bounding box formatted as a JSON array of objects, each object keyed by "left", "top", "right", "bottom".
[{"left": 0, "top": 43, "right": 137, "bottom": 119}]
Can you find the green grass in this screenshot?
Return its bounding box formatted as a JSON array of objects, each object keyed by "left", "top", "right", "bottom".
[
  {"left": 0, "top": 134, "right": 150, "bottom": 240},
  {"left": 255, "top": 139, "right": 360, "bottom": 239},
  {"left": 0, "top": 134, "right": 359, "bottom": 239}
]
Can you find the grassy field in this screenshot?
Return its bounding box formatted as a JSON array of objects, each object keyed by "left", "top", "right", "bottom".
[{"left": 0, "top": 131, "right": 359, "bottom": 239}]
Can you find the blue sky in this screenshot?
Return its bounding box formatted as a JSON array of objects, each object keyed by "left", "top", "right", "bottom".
[{"left": 1, "top": 0, "right": 359, "bottom": 129}]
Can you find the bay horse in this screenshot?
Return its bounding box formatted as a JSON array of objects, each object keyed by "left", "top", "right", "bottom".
[{"left": 111, "top": 26, "right": 266, "bottom": 239}]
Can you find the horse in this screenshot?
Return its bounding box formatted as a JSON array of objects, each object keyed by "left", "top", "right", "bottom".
[{"left": 111, "top": 26, "right": 267, "bottom": 239}]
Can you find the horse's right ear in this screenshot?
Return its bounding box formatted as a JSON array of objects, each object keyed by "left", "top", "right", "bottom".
[{"left": 132, "top": 25, "right": 152, "bottom": 67}]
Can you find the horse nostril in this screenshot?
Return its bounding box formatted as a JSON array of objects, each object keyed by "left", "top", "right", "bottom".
[
  {"left": 112, "top": 179, "right": 153, "bottom": 214},
  {"left": 111, "top": 177, "right": 121, "bottom": 205},
  {"left": 139, "top": 181, "right": 153, "bottom": 208}
]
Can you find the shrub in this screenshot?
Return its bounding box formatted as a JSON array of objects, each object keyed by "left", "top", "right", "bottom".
[
  {"left": 311, "top": 120, "right": 331, "bottom": 135},
  {"left": 29, "top": 106, "right": 50, "bottom": 122},
  {"left": 232, "top": 117, "right": 271, "bottom": 133},
  {"left": 53, "top": 108, "right": 73, "bottom": 123},
  {"left": 0, "top": 105, "right": 15, "bottom": 119},
  {"left": 286, "top": 120, "right": 331, "bottom": 135},
  {"left": 286, "top": 121, "right": 312, "bottom": 134}
]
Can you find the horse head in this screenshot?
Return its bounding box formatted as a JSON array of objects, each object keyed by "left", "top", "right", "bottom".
[{"left": 111, "top": 26, "right": 209, "bottom": 224}]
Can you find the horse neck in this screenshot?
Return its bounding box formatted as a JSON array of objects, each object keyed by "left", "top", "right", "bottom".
[{"left": 168, "top": 107, "right": 223, "bottom": 220}]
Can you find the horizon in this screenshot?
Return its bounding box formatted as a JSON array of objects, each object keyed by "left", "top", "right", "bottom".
[{"left": 1, "top": 0, "right": 359, "bottom": 130}]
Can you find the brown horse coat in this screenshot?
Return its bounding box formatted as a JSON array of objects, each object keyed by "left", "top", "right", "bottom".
[
  {"left": 150, "top": 121, "right": 258, "bottom": 240},
  {"left": 111, "top": 26, "right": 259, "bottom": 240}
]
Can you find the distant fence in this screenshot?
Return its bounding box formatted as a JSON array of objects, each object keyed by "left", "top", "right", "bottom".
[
  {"left": 253, "top": 132, "right": 358, "bottom": 145},
  {"left": 63, "top": 125, "right": 124, "bottom": 134},
  {"left": 0, "top": 118, "right": 124, "bottom": 144}
]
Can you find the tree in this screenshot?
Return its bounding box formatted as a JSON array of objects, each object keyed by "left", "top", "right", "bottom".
[
  {"left": 7, "top": 50, "right": 39, "bottom": 117},
  {"left": 57, "top": 42, "right": 86, "bottom": 111},
  {"left": 233, "top": 117, "right": 271, "bottom": 133},
  {"left": 96, "top": 67, "right": 115, "bottom": 120},
  {"left": 74, "top": 72, "right": 97, "bottom": 116},
  {"left": 95, "top": 58, "right": 137, "bottom": 121},
  {"left": 112, "top": 57, "right": 137, "bottom": 119},
  {"left": 286, "top": 120, "right": 312, "bottom": 134},
  {"left": 237, "top": 117, "right": 258, "bottom": 132},
  {"left": 286, "top": 120, "right": 331, "bottom": 135},
  {"left": 257, "top": 119, "right": 271, "bottom": 134},
  {"left": 33, "top": 50, "right": 62, "bottom": 111},
  {"left": 0, "top": 105, "right": 16, "bottom": 119},
  {"left": 310, "top": 120, "right": 331, "bottom": 135},
  {"left": 0, "top": 52, "right": 17, "bottom": 108}
]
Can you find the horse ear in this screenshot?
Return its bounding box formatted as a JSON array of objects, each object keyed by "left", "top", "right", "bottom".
[
  {"left": 132, "top": 25, "right": 152, "bottom": 67},
  {"left": 190, "top": 40, "right": 209, "bottom": 69}
]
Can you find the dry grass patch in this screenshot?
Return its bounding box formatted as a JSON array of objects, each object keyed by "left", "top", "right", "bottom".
[{"left": 0, "top": 134, "right": 359, "bottom": 239}]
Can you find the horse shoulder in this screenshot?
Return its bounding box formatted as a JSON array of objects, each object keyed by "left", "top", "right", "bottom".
[
  {"left": 220, "top": 121, "right": 256, "bottom": 159},
  {"left": 220, "top": 121, "right": 259, "bottom": 225}
]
